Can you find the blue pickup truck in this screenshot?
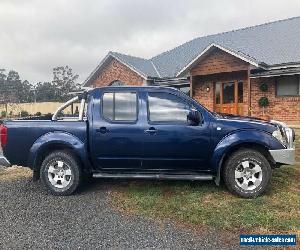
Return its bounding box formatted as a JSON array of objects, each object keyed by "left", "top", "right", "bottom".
[{"left": 0, "top": 87, "right": 296, "bottom": 198}]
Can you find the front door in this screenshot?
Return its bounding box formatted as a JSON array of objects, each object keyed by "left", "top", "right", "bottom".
[
  {"left": 141, "top": 91, "right": 211, "bottom": 172},
  {"left": 214, "top": 81, "right": 243, "bottom": 115}
]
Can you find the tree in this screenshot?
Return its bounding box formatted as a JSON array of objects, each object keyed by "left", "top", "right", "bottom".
[
  {"left": 35, "top": 81, "right": 57, "bottom": 102},
  {"left": 52, "top": 66, "right": 80, "bottom": 101}
]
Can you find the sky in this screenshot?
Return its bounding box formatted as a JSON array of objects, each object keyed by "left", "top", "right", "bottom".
[{"left": 0, "top": 0, "right": 300, "bottom": 85}]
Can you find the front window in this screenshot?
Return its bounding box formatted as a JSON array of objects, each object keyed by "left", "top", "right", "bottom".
[
  {"left": 276, "top": 76, "right": 300, "bottom": 96},
  {"left": 215, "top": 82, "right": 221, "bottom": 104},
  {"left": 223, "top": 82, "right": 235, "bottom": 104},
  {"left": 147, "top": 92, "right": 191, "bottom": 123},
  {"left": 102, "top": 92, "right": 137, "bottom": 121},
  {"left": 109, "top": 80, "right": 125, "bottom": 86},
  {"left": 238, "top": 81, "right": 243, "bottom": 103}
]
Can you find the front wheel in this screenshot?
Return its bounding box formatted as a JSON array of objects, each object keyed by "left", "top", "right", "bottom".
[
  {"left": 40, "top": 151, "right": 81, "bottom": 196},
  {"left": 223, "top": 149, "right": 272, "bottom": 198}
]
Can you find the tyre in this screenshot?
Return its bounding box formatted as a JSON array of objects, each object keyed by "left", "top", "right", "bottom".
[
  {"left": 223, "top": 149, "right": 272, "bottom": 198},
  {"left": 40, "top": 151, "right": 81, "bottom": 196}
]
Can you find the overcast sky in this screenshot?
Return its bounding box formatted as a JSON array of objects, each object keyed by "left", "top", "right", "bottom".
[{"left": 0, "top": 0, "right": 300, "bottom": 84}]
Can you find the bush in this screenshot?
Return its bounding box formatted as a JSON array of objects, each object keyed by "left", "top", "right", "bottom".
[
  {"left": 259, "top": 83, "right": 268, "bottom": 92},
  {"left": 1, "top": 111, "right": 6, "bottom": 118},
  {"left": 20, "top": 110, "right": 29, "bottom": 117},
  {"left": 258, "top": 97, "right": 269, "bottom": 107},
  {"left": 35, "top": 112, "right": 42, "bottom": 116}
]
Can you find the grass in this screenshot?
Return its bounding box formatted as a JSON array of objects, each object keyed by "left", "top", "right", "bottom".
[
  {"left": 0, "top": 166, "right": 32, "bottom": 181},
  {"left": 110, "top": 129, "right": 300, "bottom": 233}
]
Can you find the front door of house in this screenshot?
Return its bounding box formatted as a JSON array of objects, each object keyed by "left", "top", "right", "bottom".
[{"left": 214, "top": 81, "right": 243, "bottom": 115}]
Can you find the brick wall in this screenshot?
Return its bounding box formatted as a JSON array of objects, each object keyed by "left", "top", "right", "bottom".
[
  {"left": 250, "top": 77, "right": 300, "bottom": 124},
  {"left": 191, "top": 48, "right": 249, "bottom": 76},
  {"left": 91, "top": 59, "right": 144, "bottom": 87}
]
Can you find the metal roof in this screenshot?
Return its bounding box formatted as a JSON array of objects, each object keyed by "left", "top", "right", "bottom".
[{"left": 85, "top": 16, "right": 300, "bottom": 85}]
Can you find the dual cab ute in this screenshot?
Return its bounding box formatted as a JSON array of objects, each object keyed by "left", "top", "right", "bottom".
[{"left": 0, "top": 87, "right": 296, "bottom": 198}]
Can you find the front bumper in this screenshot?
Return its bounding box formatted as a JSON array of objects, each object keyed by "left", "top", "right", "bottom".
[
  {"left": 269, "top": 148, "right": 295, "bottom": 165},
  {"left": 0, "top": 156, "right": 11, "bottom": 167},
  {"left": 269, "top": 120, "right": 295, "bottom": 165}
]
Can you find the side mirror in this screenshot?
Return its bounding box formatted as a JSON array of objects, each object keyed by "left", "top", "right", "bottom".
[{"left": 187, "top": 110, "right": 202, "bottom": 125}]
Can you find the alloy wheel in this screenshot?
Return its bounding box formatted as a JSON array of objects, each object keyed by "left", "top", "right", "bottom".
[{"left": 234, "top": 160, "right": 263, "bottom": 191}]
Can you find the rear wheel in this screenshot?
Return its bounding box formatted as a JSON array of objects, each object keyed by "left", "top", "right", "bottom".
[
  {"left": 40, "top": 151, "right": 81, "bottom": 196},
  {"left": 223, "top": 149, "right": 272, "bottom": 198}
]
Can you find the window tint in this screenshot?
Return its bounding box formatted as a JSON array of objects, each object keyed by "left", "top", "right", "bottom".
[
  {"left": 148, "top": 92, "right": 191, "bottom": 123},
  {"left": 103, "top": 93, "right": 114, "bottom": 120},
  {"left": 102, "top": 92, "right": 137, "bottom": 121},
  {"left": 277, "top": 76, "right": 300, "bottom": 96}
]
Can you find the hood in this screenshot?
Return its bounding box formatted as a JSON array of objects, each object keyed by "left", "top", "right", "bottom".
[
  {"left": 214, "top": 113, "right": 278, "bottom": 134},
  {"left": 218, "top": 113, "right": 270, "bottom": 123}
]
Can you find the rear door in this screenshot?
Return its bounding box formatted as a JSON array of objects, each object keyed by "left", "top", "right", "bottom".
[
  {"left": 141, "top": 91, "right": 211, "bottom": 172},
  {"left": 91, "top": 89, "right": 143, "bottom": 171}
]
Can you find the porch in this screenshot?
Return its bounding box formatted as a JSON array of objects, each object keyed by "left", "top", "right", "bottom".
[{"left": 191, "top": 70, "right": 250, "bottom": 116}]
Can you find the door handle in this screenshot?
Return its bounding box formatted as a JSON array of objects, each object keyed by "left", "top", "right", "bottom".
[
  {"left": 96, "top": 127, "right": 109, "bottom": 134},
  {"left": 145, "top": 127, "right": 157, "bottom": 135}
]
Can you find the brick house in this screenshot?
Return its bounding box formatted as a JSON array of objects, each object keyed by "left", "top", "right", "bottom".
[{"left": 84, "top": 17, "right": 300, "bottom": 124}]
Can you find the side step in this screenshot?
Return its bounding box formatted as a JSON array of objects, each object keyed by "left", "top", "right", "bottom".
[{"left": 93, "top": 173, "right": 214, "bottom": 181}]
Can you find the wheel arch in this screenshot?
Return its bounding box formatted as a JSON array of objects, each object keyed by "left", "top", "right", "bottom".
[
  {"left": 213, "top": 131, "right": 277, "bottom": 185},
  {"left": 28, "top": 132, "right": 91, "bottom": 180}
]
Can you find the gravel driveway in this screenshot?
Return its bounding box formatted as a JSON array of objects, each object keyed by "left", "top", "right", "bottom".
[{"left": 0, "top": 169, "right": 244, "bottom": 249}]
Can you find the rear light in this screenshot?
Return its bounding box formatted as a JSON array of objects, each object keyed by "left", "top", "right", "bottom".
[{"left": 0, "top": 125, "right": 7, "bottom": 147}]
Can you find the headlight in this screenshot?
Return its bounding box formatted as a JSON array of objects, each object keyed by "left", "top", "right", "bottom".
[{"left": 272, "top": 128, "right": 287, "bottom": 147}]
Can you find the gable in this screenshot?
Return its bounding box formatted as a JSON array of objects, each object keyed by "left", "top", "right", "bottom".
[
  {"left": 91, "top": 58, "right": 144, "bottom": 87},
  {"left": 190, "top": 48, "right": 249, "bottom": 76}
]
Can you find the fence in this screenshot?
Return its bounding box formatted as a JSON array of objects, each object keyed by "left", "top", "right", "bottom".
[{"left": 0, "top": 102, "right": 82, "bottom": 117}]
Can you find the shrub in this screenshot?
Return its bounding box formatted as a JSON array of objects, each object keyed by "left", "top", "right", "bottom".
[
  {"left": 35, "top": 112, "right": 42, "bottom": 116},
  {"left": 1, "top": 111, "right": 6, "bottom": 118},
  {"left": 258, "top": 97, "right": 269, "bottom": 107},
  {"left": 259, "top": 83, "right": 268, "bottom": 92},
  {"left": 20, "top": 110, "right": 29, "bottom": 117}
]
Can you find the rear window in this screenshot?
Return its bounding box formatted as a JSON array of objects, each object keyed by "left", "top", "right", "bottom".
[{"left": 102, "top": 92, "right": 137, "bottom": 121}]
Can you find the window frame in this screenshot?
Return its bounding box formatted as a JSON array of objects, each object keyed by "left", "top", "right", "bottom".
[
  {"left": 275, "top": 75, "right": 300, "bottom": 97},
  {"left": 146, "top": 91, "right": 194, "bottom": 125},
  {"left": 101, "top": 91, "right": 139, "bottom": 124}
]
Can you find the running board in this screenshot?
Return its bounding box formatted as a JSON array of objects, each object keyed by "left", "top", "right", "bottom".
[{"left": 92, "top": 173, "right": 214, "bottom": 181}]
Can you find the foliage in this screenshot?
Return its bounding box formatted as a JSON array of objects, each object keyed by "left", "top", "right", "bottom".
[
  {"left": 0, "top": 69, "right": 33, "bottom": 103},
  {"left": 1, "top": 111, "right": 6, "bottom": 118},
  {"left": 35, "top": 66, "right": 81, "bottom": 102},
  {"left": 20, "top": 110, "right": 29, "bottom": 117},
  {"left": 259, "top": 83, "right": 268, "bottom": 92},
  {"left": 0, "top": 66, "right": 81, "bottom": 103},
  {"left": 35, "top": 112, "right": 41, "bottom": 116},
  {"left": 52, "top": 66, "right": 80, "bottom": 101},
  {"left": 35, "top": 82, "right": 57, "bottom": 102},
  {"left": 258, "top": 97, "right": 269, "bottom": 107}
]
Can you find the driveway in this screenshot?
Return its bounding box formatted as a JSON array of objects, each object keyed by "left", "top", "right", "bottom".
[{"left": 0, "top": 168, "right": 242, "bottom": 250}]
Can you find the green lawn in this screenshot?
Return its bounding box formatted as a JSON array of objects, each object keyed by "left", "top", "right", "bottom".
[{"left": 110, "top": 130, "right": 300, "bottom": 233}]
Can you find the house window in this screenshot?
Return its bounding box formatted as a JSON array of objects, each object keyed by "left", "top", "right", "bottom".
[
  {"left": 238, "top": 81, "right": 243, "bottom": 103},
  {"left": 102, "top": 92, "right": 137, "bottom": 121},
  {"left": 109, "top": 80, "right": 125, "bottom": 86},
  {"left": 276, "top": 75, "right": 300, "bottom": 96},
  {"left": 215, "top": 82, "right": 221, "bottom": 104},
  {"left": 223, "top": 82, "right": 235, "bottom": 103}
]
